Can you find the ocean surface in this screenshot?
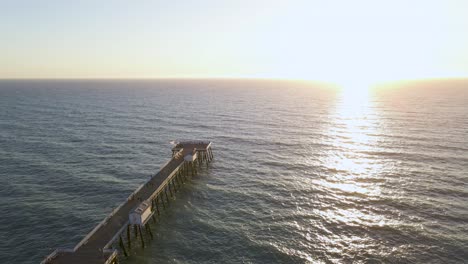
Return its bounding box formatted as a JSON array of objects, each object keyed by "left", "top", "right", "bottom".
[{"left": 0, "top": 79, "right": 467, "bottom": 264}]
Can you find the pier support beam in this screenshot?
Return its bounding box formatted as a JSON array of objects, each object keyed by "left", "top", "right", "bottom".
[
  {"left": 204, "top": 152, "right": 209, "bottom": 167},
  {"left": 127, "top": 224, "right": 131, "bottom": 250},
  {"left": 171, "top": 178, "right": 176, "bottom": 192},
  {"left": 174, "top": 178, "right": 178, "bottom": 191},
  {"left": 164, "top": 188, "right": 170, "bottom": 203},
  {"left": 160, "top": 193, "right": 166, "bottom": 209},
  {"left": 182, "top": 166, "right": 188, "bottom": 180},
  {"left": 173, "top": 177, "right": 179, "bottom": 190},
  {"left": 119, "top": 235, "right": 128, "bottom": 257},
  {"left": 134, "top": 225, "right": 138, "bottom": 239},
  {"left": 155, "top": 196, "right": 161, "bottom": 214},
  {"left": 168, "top": 183, "right": 174, "bottom": 198},
  {"left": 138, "top": 225, "right": 145, "bottom": 248},
  {"left": 176, "top": 172, "right": 182, "bottom": 186},
  {"left": 145, "top": 224, "right": 154, "bottom": 240}
]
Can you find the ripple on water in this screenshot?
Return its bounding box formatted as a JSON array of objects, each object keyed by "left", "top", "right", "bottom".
[{"left": 0, "top": 80, "right": 467, "bottom": 263}]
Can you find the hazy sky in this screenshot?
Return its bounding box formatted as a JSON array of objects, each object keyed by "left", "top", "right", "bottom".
[{"left": 2, "top": 0, "right": 468, "bottom": 83}]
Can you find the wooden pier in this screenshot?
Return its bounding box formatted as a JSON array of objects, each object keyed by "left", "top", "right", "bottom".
[{"left": 42, "top": 141, "right": 213, "bottom": 264}]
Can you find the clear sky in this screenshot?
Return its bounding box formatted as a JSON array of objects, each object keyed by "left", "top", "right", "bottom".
[{"left": 1, "top": 0, "right": 468, "bottom": 83}]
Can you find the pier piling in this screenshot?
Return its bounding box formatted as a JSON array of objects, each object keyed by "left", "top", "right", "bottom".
[
  {"left": 118, "top": 236, "right": 128, "bottom": 257},
  {"left": 138, "top": 226, "right": 145, "bottom": 248},
  {"left": 126, "top": 225, "right": 131, "bottom": 250}
]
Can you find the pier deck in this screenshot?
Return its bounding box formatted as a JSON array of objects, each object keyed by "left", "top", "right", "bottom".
[{"left": 42, "top": 141, "right": 213, "bottom": 264}]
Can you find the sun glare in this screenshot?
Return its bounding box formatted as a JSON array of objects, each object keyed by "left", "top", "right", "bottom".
[{"left": 335, "top": 77, "right": 374, "bottom": 102}]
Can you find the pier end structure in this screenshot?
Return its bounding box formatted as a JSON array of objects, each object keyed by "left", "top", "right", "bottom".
[{"left": 42, "top": 141, "right": 213, "bottom": 264}]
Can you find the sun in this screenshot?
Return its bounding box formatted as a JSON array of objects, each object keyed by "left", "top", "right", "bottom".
[{"left": 334, "top": 75, "right": 377, "bottom": 93}]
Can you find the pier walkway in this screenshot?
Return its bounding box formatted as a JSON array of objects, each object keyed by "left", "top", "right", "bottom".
[{"left": 42, "top": 141, "right": 213, "bottom": 264}]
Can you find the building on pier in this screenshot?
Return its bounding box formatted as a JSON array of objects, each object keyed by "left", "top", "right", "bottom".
[{"left": 129, "top": 201, "right": 151, "bottom": 226}]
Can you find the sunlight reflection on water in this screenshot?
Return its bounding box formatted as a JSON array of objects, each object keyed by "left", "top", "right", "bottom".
[{"left": 315, "top": 87, "right": 391, "bottom": 259}]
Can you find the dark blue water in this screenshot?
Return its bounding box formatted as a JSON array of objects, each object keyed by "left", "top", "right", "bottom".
[{"left": 0, "top": 79, "right": 467, "bottom": 263}]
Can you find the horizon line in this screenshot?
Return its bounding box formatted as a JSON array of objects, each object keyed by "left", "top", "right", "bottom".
[{"left": 1, "top": 76, "right": 468, "bottom": 84}]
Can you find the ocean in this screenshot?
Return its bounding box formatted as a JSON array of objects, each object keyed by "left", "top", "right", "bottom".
[{"left": 0, "top": 79, "right": 467, "bottom": 263}]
